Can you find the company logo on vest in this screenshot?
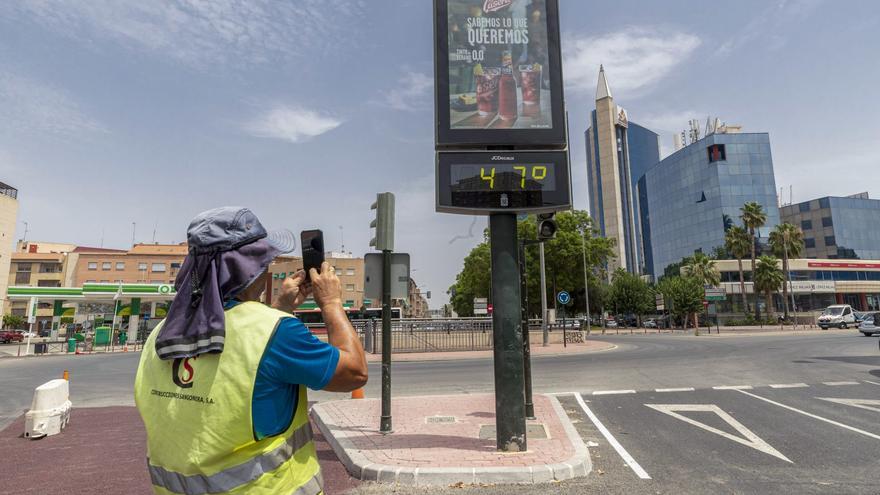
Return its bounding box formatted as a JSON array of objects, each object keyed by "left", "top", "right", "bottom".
[{"left": 172, "top": 357, "right": 196, "bottom": 389}]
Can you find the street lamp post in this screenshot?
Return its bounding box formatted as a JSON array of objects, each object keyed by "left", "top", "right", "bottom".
[
  {"left": 580, "top": 226, "right": 591, "bottom": 336},
  {"left": 783, "top": 230, "right": 798, "bottom": 330}
]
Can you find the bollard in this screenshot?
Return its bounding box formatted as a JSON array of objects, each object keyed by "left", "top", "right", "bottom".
[
  {"left": 351, "top": 388, "right": 365, "bottom": 399},
  {"left": 62, "top": 370, "right": 69, "bottom": 381}
]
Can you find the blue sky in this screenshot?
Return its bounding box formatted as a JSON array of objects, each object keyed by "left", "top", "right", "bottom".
[{"left": 2, "top": 0, "right": 878, "bottom": 307}]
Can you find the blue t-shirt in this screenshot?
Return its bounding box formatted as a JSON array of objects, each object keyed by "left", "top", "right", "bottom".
[{"left": 227, "top": 302, "right": 339, "bottom": 440}]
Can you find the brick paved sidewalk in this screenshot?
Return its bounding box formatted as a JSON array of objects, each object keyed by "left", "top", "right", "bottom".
[
  {"left": 364, "top": 340, "right": 614, "bottom": 363},
  {"left": 0, "top": 406, "right": 361, "bottom": 494},
  {"left": 312, "top": 394, "right": 590, "bottom": 486}
]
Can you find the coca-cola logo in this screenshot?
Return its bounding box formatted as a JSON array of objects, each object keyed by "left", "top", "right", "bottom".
[{"left": 483, "top": 0, "right": 512, "bottom": 14}]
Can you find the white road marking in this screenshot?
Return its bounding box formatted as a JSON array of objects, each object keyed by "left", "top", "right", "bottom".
[
  {"left": 655, "top": 387, "right": 695, "bottom": 393},
  {"left": 712, "top": 385, "right": 753, "bottom": 390},
  {"left": 572, "top": 393, "right": 651, "bottom": 480},
  {"left": 736, "top": 389, "right": 880, "bottom": 441},
  {"left": 768, "top": 383, "right": 809, "bottom": 389},
  {"left": 592, "top": 389, "right": 636, "bottom": 395},
  {"left": 817, "top": 397, "right": 880, "bottom": 413},
  {"left": 644, "top": 404, "right": 792, "bottom": 463},
  {"left": 865, "top": 380, "right": 880, "bottom": 387},
  {"left": 822, "top": 381, "right": 860, "bottom": 386}
]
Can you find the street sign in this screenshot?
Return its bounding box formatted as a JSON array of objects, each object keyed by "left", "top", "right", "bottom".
[
  {"left": 435, "top": 150, "right": 571, "bottom": 214},
  {"left": 702, "top": 300, "right": 710, "bottom": 308},
  {"left": 705, "top": 287, "right": 726, "bottom": 301},
  {"left": 364, "top": 253, "right": 410, "bottom": 300},
  {"left": 557, "top": 291, "right": 571, "bottom": 305},
  {"left": 655, "top": 293, "right": 665, "bottom": 311},
  {"left": 474, "top": 297, "right": 488, "bottom": 315},
  {"left": 27, "top": 297, "right": 37, "bottom": 324}
]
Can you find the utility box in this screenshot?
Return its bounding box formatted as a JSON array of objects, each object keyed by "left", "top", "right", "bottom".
[{"left": 24, "top": 379, "right": 72, "bottom": 439}]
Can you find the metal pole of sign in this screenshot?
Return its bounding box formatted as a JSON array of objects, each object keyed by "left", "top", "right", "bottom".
[
  {"left": 581, "top": 228, "right": 591, "bottom": 336},
  {"left": 519, "top": 241, "right": 535, "bottom": 420},
  {"left": 380, "top": 249, "right": 393, "bottom": 434},
  {"left": 539, "top": 242, "right": 548, "bottom": 347},
  {"left": 490, "top": 213, "right": 526, "bottom": 452}
]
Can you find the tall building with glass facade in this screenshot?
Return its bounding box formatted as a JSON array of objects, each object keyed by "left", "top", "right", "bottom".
[
  {"left": 640, "top": 132, "right": 780, "bottom": 278},
  {"left": 585, "top": 67, "right": 660, "bottom": 275},
  {"left": 780, "top": 192, "right": 880, "bottom": 260}
]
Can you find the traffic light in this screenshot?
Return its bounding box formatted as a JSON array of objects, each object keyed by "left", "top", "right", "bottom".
[
  {"left": 370, "top": 192, "right": 395, "bottom": 251},
  {"left": 537, "top": 213, "right": 557, "bottom": 241}
]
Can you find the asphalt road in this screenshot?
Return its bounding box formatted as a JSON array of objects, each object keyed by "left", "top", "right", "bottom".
[{"left": 2, "top": 330, "right": 878, "bottom": 494}]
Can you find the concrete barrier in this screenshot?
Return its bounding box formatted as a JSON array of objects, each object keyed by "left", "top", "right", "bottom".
[{"left": 24, "top": 379, "right": 72, "bottom": 439}]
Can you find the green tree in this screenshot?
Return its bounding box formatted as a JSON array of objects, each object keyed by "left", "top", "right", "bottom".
[
  {"left": 609, "top": 269, "right": 653, "bottom": 325},
  {"left": 754, "top": 255, "right": 784, "bottom": 317},
  {"left": 740, "top": 202, "right": 767, "bottom": 319},
  {"left": 682, "top": 252, "right": 720, "bottom": 287},
  {"left": 657, "top": 276, "right": 704, "bottom": 329},
  {"left": 769, "top": 223, "right": 805, "bottom": 319},
  {"left": 725, "top": 225, "right": 752, "bottom": 315},
  {"left": 2, "top": 314, "right": 26, "bottom": 330},
  {"left": 448, "top": 235, "right": 491, "bottom": 317}
]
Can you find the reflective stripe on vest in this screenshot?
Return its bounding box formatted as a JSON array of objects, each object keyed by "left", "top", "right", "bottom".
[{"left": 148, "top": 422, "right": 315, "bottom": 494}]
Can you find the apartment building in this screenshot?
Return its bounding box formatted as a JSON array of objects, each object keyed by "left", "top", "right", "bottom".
[{"left": 72, "top": 243, "right": 188, "bottom": 285}]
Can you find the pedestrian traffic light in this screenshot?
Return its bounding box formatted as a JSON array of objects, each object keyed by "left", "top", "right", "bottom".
[
  {"left": 537, "top": 213, "right": 557, "bottom": 241},
  {"left": 370, "top": 192, "right": 395, "bottom": 251}
]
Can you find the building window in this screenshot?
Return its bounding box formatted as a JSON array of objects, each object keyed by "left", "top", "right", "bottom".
[
  {"left": 15, "top": 272, "right": 31, "bottom": 284},
  {"left": 825, "top": 236, "right": 836, "bottom": 246},
  {"left": 88, "top": 262, "right": 98, "bottom": 270},
  {"left": 345, "top": 299, "right": 356, "bottom": 306},
  {"left": 116, "top": 262, "right": 125, "bottom": 270},
  {"left": 801, "top": 220, "right": 812, "bottom": 231},
  {"left": 170, "top": 262, "right": 181, "bottom": 270},
  {"left": 346, "top": 268, "right": 355, "bottom": 276},
  {"left": 102, "top": 262, "right": 112, "bottom": 270},
  {"left": 819, "top": 197, "right": 830, "bottom": 209},
  {"left": 345, "top": 284, "right": 356, "bottom": 292},
  {"left": 37, "top": 280, "right": 60, "bottom": 288},
  {"left": 86, "top": 280, "right": 96, "bottom": 283},
  {"left": 804, "top": 238, "right": 816, "bottom": 248},
  {"left": 151, "top": 263, "right": 166, "bottom": 272},
  {"left": 707, "top": 144, "right": 726, "bottom": 162},
  {"left": 138, "top": 262, "right": 148, "bottom": 271},
  {"left": 39, "top": 263, "right": 60, "bottom": 273},
  {"left": 821, "top": 217, "right": 833, "bottom": 227},
  {"left": 799, "top": 203, "right": 811, "bottom": 213}
]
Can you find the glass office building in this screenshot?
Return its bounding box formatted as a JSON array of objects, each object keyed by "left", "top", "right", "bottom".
[
  {"left": 640, "top": 132, "right": 780, "bottom": 278},
  {"left": 780, "top": 193, "right": 880, "bottom": 260}
]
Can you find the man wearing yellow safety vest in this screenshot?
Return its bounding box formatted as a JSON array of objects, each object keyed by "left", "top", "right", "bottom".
[{"left": 135, "top": 207, "right": 367, "bottom": 495}]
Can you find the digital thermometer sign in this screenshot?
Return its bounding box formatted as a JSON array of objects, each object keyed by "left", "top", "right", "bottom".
[{"left": 436, "top": 151, "right": 570, "bottom": 214}]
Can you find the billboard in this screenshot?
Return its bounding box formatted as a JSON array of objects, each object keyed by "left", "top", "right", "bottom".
[{"left": 434, "top": 0, "right": 565, "bottom": 148}]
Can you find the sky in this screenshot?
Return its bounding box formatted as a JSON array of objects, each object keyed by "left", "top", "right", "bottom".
[{"left": 1, "top": 0, "right": 878, "bottom": 308}]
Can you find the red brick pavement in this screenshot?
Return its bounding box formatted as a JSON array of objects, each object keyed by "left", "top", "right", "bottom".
[
  {"left": 0, "top": 406, "right": 360, "bottom": 494},
  {"left": 315, "top": 394, "right": 575, "bottom": 468}
]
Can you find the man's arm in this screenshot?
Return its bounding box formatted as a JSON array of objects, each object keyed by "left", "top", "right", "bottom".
[{"left": 309, "top": 262, "right": 368, "bottom": 392}]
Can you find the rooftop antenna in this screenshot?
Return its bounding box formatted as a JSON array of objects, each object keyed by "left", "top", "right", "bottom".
[
  {"left": 100, "top": 228, "right": 105, "bottom": 248},
  {"left": 131, "top": 222, "right": 136, "bottom": 247},
  {"left": 22, "top": 221, "right": 28, "bottom": 242},
  {"left": 152, "top": 220, "right": 158, "bottom": 244},
  {"left": 790, "top": 185, "right": 793, "bottom": 206}
]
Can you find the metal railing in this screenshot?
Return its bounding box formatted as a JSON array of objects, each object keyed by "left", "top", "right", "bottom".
[{"left": 351, "top": 318, "right": 494, "bottom": 354}]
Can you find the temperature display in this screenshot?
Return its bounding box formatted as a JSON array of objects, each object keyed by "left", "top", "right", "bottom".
[{"left": 450, "top": 164, "right": 556, "bottom": 192}]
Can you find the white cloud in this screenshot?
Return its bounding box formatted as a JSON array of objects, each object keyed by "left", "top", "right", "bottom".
[
  {"left": 0, "top": 72, "right": 104, "bottom": 135},
  {"left": 4, "top": 0, "right": 366, "bottom": 69},
  {"left": 716, "top": 0, "right": 823, "bottom": 56},
  {"left": 382, "top": 71, "right": 433, "bottom": 112},
  {"left": 243, "top": 106, "right": 342, "bottom": 144},
  {"left": 563, "top": 28, "right": 701, "bottom": 97}
]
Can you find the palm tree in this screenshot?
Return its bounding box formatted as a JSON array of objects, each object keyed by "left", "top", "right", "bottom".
[
  {"left": 740, "top": 202, "right": 767, "bottom": 319},
  {"left": 725, "top": 226, "right": 751, "bottom": 315},
  {"left": 683, "top": 252, "right": 720, "bottom": 287},
  {"left": 754, "top": 255, "right": 784, "bottom": 319},
  {"left": 769, "top": 223, "right": 805, "bottom": 320}
]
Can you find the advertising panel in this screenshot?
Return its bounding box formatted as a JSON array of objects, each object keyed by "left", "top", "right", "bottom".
[{"left": 434, "top": 0, "right": 565, "bottom": 147}]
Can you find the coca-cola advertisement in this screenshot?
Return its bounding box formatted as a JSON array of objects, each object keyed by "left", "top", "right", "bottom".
[{"left": 445, "top": 0, "right": 553, "bottom": 131}]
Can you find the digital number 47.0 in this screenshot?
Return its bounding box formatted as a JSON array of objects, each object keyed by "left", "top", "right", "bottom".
[{"left": 480, "top": 166, "right": 548, "bottom": 189}]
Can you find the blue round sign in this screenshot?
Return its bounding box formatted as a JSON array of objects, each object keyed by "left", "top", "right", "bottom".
[{"left": 557, "top": 291, "right": 571, "bottom": 305}]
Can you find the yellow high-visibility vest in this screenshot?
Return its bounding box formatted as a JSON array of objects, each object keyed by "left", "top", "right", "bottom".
[{"left": 135, "top": 301, "right": 323, "bottom": 494}]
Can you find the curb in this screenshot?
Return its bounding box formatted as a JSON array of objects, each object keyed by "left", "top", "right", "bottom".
[{"left": 311, "top": 394, "right": 591, "bottom": 486}]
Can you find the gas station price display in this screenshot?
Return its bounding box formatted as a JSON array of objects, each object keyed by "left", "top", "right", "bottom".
[{"left": 436, "top": 151, "right": 570, "bottom": 214}]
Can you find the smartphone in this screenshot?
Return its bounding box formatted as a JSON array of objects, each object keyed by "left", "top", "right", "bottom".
[{"left": 300, "top": 229, "right": 325, "bottom": 280}]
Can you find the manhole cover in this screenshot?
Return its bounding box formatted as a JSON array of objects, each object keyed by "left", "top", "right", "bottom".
[
  {"left": 478, "top": 424, "right": 549, "bottom": 440},
  {"left": 426, "top": 416, "right": 457, "bottom": 424}
]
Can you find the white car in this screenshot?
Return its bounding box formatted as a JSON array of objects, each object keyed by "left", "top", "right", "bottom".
[
  {"left": 18, "top": 331, "right": 37, "bottom": 338},
  {"left": 859, "top": 313, "right": 879, "bottom": 336},
  {"left": 817, "top": 305, "right": 856, "bottom": 329}
]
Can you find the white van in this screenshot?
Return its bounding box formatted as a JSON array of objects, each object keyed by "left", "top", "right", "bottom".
[{"left": 817, "top": 305, "right": 856, "bottom": 329}]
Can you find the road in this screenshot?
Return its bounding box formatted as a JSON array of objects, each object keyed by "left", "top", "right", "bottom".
[{"left": 2, "top": 331, "right": 878, "bottom": 493}]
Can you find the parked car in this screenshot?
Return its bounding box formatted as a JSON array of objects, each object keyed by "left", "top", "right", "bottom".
[
  {"left": 817, "top": 305, "right": 857, "bottom": 329},
  {"left": 0, "top": 331, "right": 24, "bottom": 344},
  {"left": 859, "top": 313, "right": 879, "bottom": 336},
  {"left": 605, "top": 319, "right": 618, "bottom": 328},
  {"left": 644, "top": 319, "right": 658, "bottom": 328},
  {"left": 18, "top": 331, "right": 37, "bottom": 338}
]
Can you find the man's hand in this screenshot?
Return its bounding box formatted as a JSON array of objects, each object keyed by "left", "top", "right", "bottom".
[
  {"left": 309, "top": 262, "right": 343, "bottom": 309},
  {"left": 272, "top": 270, "right": 310, "bottom": 313}
]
